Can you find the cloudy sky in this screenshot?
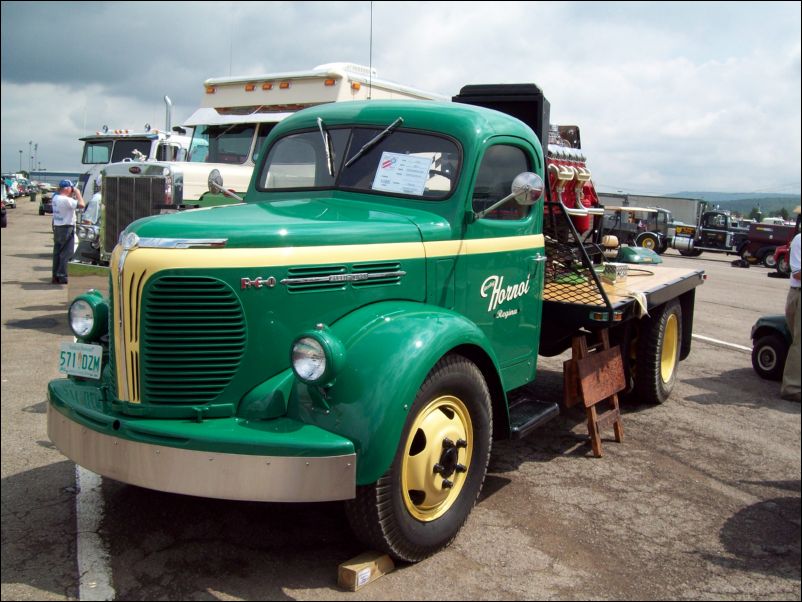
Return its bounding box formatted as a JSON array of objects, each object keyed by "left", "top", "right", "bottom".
[{"left": 1, "top": 1, "right": 800, "bottom": 195}]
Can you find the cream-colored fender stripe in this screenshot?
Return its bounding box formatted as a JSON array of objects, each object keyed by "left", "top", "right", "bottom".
[{"left": 120, "top": 234, "right": 545, "bottom": 273}]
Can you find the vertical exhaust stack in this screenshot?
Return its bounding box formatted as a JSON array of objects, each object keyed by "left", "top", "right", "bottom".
[{"left": 164, "top": 96, "right": 173, "bottom": 132}]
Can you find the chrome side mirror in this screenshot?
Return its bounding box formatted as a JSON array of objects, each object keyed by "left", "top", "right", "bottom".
[
  {"left": 511, "top": 172, "right": 544, "bottom": 205},
  {"left": 474, "top": 171, "right": 545, "bottom": 220}
]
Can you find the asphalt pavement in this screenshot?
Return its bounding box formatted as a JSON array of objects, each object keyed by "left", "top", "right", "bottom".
[{"left": 2, "top": 197, "right": 800, "bottom": 600}]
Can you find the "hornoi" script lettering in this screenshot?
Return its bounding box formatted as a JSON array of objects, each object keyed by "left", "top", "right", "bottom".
[{"left": 480, "top": 274, "right": 531, "bottom": 312}]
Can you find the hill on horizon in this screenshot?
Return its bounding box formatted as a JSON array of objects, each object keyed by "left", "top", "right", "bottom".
[
  {"left": 668, "top": 191, "right": 800, "bottom": 203},
  {"left": 667, "top": 191, "right": 800, "bottom": 216}
]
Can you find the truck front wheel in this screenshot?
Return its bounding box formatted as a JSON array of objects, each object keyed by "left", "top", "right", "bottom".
[
  {"left": 634, "top": 300, "right": 682, "bottom": 404},
  {"left": 345, "top": 354, "right": 492, "bottom": 562},
  {"left": 636, "top": 232, "right": 660, "bottom": 252}
]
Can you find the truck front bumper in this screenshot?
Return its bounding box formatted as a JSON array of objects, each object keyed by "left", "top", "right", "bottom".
[{"left": 47, "top": 380, "right": 356, "bottom": 502}]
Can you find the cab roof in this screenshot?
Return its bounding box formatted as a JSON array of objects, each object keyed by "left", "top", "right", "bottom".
[{"left": 270, "top": 100, "right": 541, "bottom": 151}]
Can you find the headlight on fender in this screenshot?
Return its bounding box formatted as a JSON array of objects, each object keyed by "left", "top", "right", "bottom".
[
  {"left": 68, "top": 290, "right": 108, "bottom": 342},
  {"left": 290, "top": 326, "right": 345, "bottom": 386}
]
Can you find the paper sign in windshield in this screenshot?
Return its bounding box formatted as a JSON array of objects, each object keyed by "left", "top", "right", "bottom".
[{"left": 371, "top": 152, "right": 432, "bottom": 196}]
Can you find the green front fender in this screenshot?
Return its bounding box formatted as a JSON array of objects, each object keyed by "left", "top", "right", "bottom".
[{"left": 289, "top": 301, "right": 503, "bottom": 485}]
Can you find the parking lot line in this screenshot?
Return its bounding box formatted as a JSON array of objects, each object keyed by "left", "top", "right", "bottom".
[
  {"left": 76, "top": 467, "right": 115, "bottom": 601},
  {"left": 692, "top": 333, "right": 751, "bottom": 353}
]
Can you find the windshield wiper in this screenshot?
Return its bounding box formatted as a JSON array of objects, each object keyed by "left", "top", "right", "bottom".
[
  {"left": 317, "top": 117, "right": 335, "bottom": 177},
  {"left": 343, "top": 117, "right": 404, "bottom": 169}
]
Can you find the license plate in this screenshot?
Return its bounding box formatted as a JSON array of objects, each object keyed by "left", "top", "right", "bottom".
[{"left": 59, "top": 342, "right": 103, "bottom": 379}]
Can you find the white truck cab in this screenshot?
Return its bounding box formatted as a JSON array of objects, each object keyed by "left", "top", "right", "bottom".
[{"left": 78, "top": 127, "right": 191, "bottom": 193}]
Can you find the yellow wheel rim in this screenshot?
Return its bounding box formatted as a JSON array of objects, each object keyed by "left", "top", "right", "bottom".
[
  {"left": 642, "top": 237, "right": 656, "bottom": 249},
  {"left": 660, "top": 313, "right": 679, "bottom": 383},
  {"left": 401, "top": 395, "right": 473, "bottom": 522}
]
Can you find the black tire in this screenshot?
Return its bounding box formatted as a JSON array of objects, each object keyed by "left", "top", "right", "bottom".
[
  {"left": 636, "top": 232, "right": 660, "bottom": 252},
  {"left": 634, "top": 300, "right": 682, "bottom": 404},
  {"left": 344, "top": 354, "right": 492, "bottom": 562},
  {"left": 679, "top": 248, "right": 703, "bottom": 257},
  {"left": 760, "top": 248, "right": 777, "bottom": 269},
  {"left": 751, "top": 333, "right": 788, "bottom": 381},
  {"left": 777, "top": 254, "right": 790, "bottom": 276}
]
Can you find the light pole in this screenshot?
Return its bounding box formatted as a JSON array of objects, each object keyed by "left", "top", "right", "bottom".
[
  {"left": 28, "top": 141, "right": 32, "bottom": 172},
  {"left": 18, "top": 150, "right": 22, "bottom": 172}
]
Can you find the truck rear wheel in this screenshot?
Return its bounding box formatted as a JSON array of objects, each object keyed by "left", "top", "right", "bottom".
[
  {"left": 634, "top": 300, "right": 682, "bottom": 404},
  {"left": 751, "top": 333, "right": 788, "bottom": 381},
  {"left": 760, "top": 248, "right": 777, "bottom": 269},
  {"left": 344, "top": 354, "right": 492, "bottom": 562},
  {"left": 679, "top": 248, "right": 703, "bottom": 257}
]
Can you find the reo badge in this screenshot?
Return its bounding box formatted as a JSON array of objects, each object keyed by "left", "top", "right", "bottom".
[{"left": 241, "top": 276, "right": 276, "bottom": 289}]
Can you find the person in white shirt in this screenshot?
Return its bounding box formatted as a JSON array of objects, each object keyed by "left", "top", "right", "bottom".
[
  {"left": 781, "top": 228, "right": 801, "bottom": 402},
  {"left": 51, "top": 179, "right": 85, "bottom": 284}
]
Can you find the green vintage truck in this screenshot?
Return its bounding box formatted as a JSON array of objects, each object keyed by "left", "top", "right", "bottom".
[{"left": 48, "top": 92, "right": 704, "bottom": 562}]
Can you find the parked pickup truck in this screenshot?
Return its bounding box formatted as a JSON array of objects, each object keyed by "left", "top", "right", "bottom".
[{"left": 47, "top": 90, "right": 704, "bottom": 562}]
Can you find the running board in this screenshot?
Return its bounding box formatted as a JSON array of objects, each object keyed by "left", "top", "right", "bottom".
[{"left": 509, "top": 399, "right": 560, "bottom": 440}]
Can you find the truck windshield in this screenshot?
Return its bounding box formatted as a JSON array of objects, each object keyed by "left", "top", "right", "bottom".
[
  {"left": 258, "top": 126, "right": 460, "bottom": 200},
  {"left": 82, "top": 139, "right": 153, "bottom": 164},
  {"left": 189, "top": 124, "right": 256, "bottom": 164}
]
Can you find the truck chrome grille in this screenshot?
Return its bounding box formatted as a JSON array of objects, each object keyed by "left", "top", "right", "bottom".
[
  {"left": 138, "top": 276, "right": 247, "bottom": 404},
  {"left": 104, "top": 176, "right": 166, "bottom": 255}
]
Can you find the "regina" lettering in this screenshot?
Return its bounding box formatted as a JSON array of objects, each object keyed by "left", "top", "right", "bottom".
[{"left": 480, "top": 274, "right": 531, "bottom": 312}]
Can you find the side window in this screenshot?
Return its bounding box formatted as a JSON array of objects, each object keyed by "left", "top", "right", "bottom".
[
  {"left": 472, "top": 145, "right": 530, "bottom": 220},
  {"left": 262, "top": 136, "right": 320, "bottom": 188}
]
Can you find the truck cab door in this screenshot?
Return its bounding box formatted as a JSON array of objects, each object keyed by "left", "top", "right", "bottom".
[{"left": 457, "top": 141, "right": 545, "bottom": 389}]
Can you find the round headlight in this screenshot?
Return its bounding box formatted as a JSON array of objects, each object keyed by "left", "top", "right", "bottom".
[
  {"left": 291, "top": 337, "right": 327, "bottom": 383},
  {"left": 69, "top": 299, "right": 94, "bottom": 337},
  {"left": 68, "top": 291, "right": 109, "bottom": 341},
  {"left": 290, "top": 328, "right": 347, "bottom": 386}
]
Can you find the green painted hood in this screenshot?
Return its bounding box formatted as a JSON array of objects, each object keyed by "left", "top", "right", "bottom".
[{"left": 127, "top": 196, "right": 447, "bottom": 247}]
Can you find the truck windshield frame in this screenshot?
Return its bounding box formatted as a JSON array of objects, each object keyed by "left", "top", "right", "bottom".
[{"left": 256, "top": 126, "right": 461, "bottom": 201}]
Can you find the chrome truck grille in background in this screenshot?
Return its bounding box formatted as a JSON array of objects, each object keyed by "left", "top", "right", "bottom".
[{"left": 104, "top": 176, "right": 167, "bottom": 255}]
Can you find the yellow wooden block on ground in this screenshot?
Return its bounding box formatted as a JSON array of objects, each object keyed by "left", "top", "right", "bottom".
[{"left": 337, "top": 551, "right": 395, "bottom": 591}]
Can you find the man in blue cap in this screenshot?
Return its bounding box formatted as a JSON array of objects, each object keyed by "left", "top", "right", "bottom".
[{"left": 51, "top": 179, "right": 85, "bottom": 284}]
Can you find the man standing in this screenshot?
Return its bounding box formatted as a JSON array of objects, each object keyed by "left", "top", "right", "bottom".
[
  {"left": 51, "top": 179, "right": 85, "bottom": 285},
  {"left": 781, "top": 228, "right": 801, "bottom": 402}
]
